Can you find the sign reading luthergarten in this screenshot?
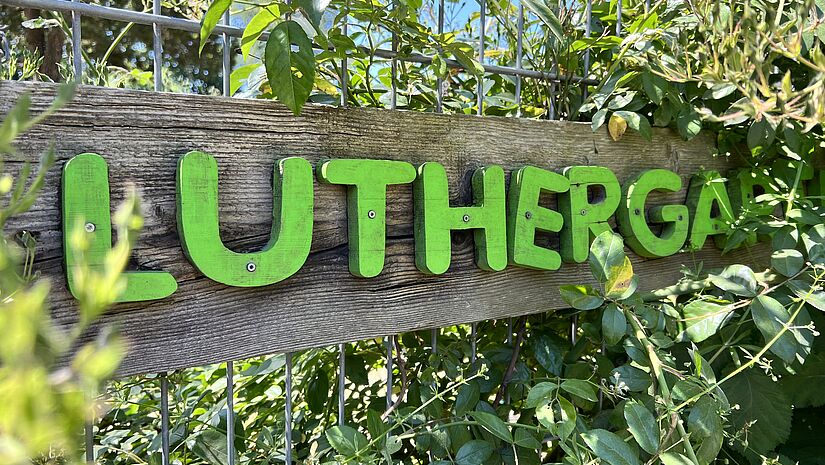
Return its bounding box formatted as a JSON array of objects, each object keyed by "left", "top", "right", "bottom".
[
  {"left": 2, "top": 82, "right": 777, "bottom": 375},
  {"left": 64, "top": 152, "right": 775, "bottom": 302}
]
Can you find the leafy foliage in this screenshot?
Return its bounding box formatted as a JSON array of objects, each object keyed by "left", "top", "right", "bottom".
[
  {"left": 2, "top": 0, "right": 825, "bottom": 464},
  {"left": 0, "top": 87, "right": 141, "bottom": 465}
]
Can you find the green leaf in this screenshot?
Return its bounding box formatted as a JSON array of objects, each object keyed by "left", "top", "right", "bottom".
[
  {"left": 241, "top": 5, "right": 280, "bottom": 59},
  {"left": 264, "top": 20, "right": 316, "bottom": 115},
  {"left": 191, "top": 429, "right": 230, "bottom": 465},
  {"left": 455, "top": 440, "right": 494, "bottom": 465},
  {"left": 660, "top": 452, "right": 694, "bottom": 465},
  {"left": 604, "top": 256, "right": 637, "bottom": 300},
  {"left": 592, "top": 108, "right": 608, "bottom": 132},
  {"left": 723, "top": 369, "right": 792, "bottom": 455},
  {"left": 750, "top": 295, "right": 799, "bottom": 363},
  {"left": 581, "top": 429, "right": 641, "bottom": 465},
  {"left": 447, "top": 44, "right": 484, "bottom": 76},
  {"left": 614, "top": 110, "right": 652, "bottom": 141},
  {"left": 641, "top": 72, "right": 666, "bottom": 105},
  {"left": 611, "top": 365, "right": 652, "bottom": 392},
  {"left": 747, "top": 118, "right": 776, "bottom": 151},
  {"left": 470, "top": 411, "right": 512, "bottom": 443},
  {"left": 325, "top": 425, "right": 369, "bottom": 456},
  {"left": 532, "top": 334, "right": 566, "bottom": 376},
  {"left": 560, "top": 379, "right": 598, "bottom": 402},
  {"left": 229, "top": 63, "right": 261, "bottom": 96},
  {"left": 455, "top": 381, "right": 481, "bottom": 416},
  {"left": 702, "top": 83, "right": 736, "bottom": 100},
  {"left": 535, "top": 400, "right": 554, "bottom": 429},
  {"left": 307, "top": 368, "right": 329, "bottom": 413},
  {"left": 525, "top": 381, "right": 558, "bottom": 409},
  {"left": 676, "top": 108, "right": 702, "bottom": 140},
  {"left": 513, "top": 428, "right": 542, "bottom": 449},
  {"left": 788, "top": 280, "right": 825, "bottom": 312},
  {"left": 520, "top": 0, "right": 564, "bottom": 42},
  {"left": 771, "top": 249, "right": 805, "bottom": 277},
  {"left": 688, "top": 395, "right": 718, "bottom": 438},
  {"left": 682, "top": 300, "right": 733, "bottom": 343},
  {"left": 709, "top": 264, "right": 758, "bottom": 297},
  {"left": 780, "top": 352, "right": 825, "bottom": 408},
  {"left": 555, "top": 396, "right": 577, "bottom": 439},
  {"left": 559, "top": 285, "right": 604, "bottom": 310},
  {"left": 293, "top": 0, "right": 331, "bottom": 29},
  {"left": 602, "top": 304, "right": 626, "bottom": 345},
  {"left": 623, "top": 400, "right": 659, "bottom": 454},
  {"left": 366, "top": 409, "right": 389, "bottom": 445},
  {"left": 589, "top": 231, "right": 626, "bottom": 283},
  {"left": 199, "top": 0, "right": 231, "bottom": 56}
]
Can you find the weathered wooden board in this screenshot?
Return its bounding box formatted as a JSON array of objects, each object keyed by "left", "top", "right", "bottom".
[{"left": 0, "top": 81, "right": 768, "bottom": 376}]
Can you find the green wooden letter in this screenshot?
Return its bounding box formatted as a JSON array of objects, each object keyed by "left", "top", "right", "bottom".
[
  {"left": 729, "top": 169, "right": 775, "bottom": 214},
  {"left": 559, "top": 166, "right": 621, "bottom": 263},
  {"left": 686, "top": 171, "right": 735, "bottom": 250},
  {"left": 414, "top": 162, "right": 507, "bottom": 274},
  {"left": 62, "top": 153, "right": 177, "bottom": 301},
  {"left": 616, "top": 169, "right": 689, "bottom": 258},
  {"left": 317, "top": 159, "right": 416, "bottom": 278},
  {"left": 506, "top": 166, "right": 570, "bottom": 270},
  {"left": 176, "top": 151, "right": 314, "bottom": 286}
]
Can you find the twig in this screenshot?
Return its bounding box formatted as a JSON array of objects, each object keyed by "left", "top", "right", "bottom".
[
  {"left": 381, "top": 336, "right": 410, "bottom": 420},
  {"left": 494, "top": 316, "right": 527, "bottom": 406}
]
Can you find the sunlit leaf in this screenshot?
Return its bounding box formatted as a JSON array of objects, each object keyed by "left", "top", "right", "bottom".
[
  {"left": 264, "top": 20, "right": 316, "bottom": 115},
  {"left": 199, "top": 0, "right": 231, "bottom": 55}
]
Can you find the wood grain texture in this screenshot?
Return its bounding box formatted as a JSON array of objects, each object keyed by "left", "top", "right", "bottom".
[{"left": 0, "top": 81, "right": 769, "bottom": 376}]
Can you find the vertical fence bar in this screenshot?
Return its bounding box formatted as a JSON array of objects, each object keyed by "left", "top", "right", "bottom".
[
  {"left": 152, "top": 0, "right": 162, "bottom": 91},
  {"left": 570, "top": 315, "right": 578, "bottom": 345},
  {"left": 284, "top": 353, "right": 293, "bottom": 465},
  {"left": 340, "top": 4, "right": 348, "bottom": 107},
  {"left": 470, "top": 323, "right": 477, "bottom": 363},
  {"left": 338, "top": 343, "right": 346, "bottom": 425},
  {"left": 84, "top": 400, "right": 94, "bottom": 463},
  {"left": 476, "top": 0, "right": 486, "bottom": 115},
  {"left": 582, "top": 0, "right": 593, "bottom": 98},
  {"left": 435, "top": 0, "right": 445, "bottom": 113},
  {"left": 616, "top": 0, "right": 622, "bottom": 35},
  {"left": 70, "top": 0, "right": 82, "bottom": 81},
  {"left": 515, "top": 3, "right": 524, "bottom": 116},
  {"left": 222, "top": 10, "right": 231, "bottom": 97},
  {"left": 222, "top": 8, "right": 234, "bottom": 458},
  {"left": 390, "top": 1, "right": 398, "bottom": 109},
  {"left": 548, "top": 2, "right": 558, "bottom": 120},
  {"left": 385, "top": 336, "right": 394, "bottom": 409},
  {"left": 225, "top": 362, "right": 235, "bottom": 465},
  {"left": 160, "top": 373, "right": 170, "bottom": 465}
]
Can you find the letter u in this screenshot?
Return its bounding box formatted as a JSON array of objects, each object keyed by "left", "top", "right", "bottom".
[{"left": 176, "top": 151, "right": 314, "bottom": 286}]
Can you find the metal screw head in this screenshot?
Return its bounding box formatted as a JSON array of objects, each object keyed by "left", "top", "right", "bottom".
[
  {"left": 462, "top": 214, "right": 471, "bottom": 223},
  {"left": 84, "top": 222, "right": 96, "bottom": 233},
  {"left": 678, "top": 215, "right": 684, "bottom": 221},
  {"left": 525, "top": 211, "right": 533, "bottom": 219},
  {"left": 367, "top": 210, "right": 376, "bottom": 219},
  {"left": 713, "top": 223, "right": 720, "bottom": 230},
  {"left": 580, "top": 209, "right": 587, "bottom": 216},
  {"left": 246, "top": 262, "right": 257, "bottom": 272},
  {"left": 634, "top": 208, "right": 641, "bottom": 215}
]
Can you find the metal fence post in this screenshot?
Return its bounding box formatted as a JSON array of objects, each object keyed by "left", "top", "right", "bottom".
[{"left": 152, "top": 0, "right": 162, "bottom": 91}]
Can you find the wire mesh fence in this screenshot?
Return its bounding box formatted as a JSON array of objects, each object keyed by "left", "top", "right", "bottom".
[{"left": 0, "top": 0, "right": 627, "bottom": 462}]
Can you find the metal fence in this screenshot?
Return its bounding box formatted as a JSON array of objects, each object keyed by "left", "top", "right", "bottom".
[{"left": 0, "top": 0, "right": 617, "bottom": 462}]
